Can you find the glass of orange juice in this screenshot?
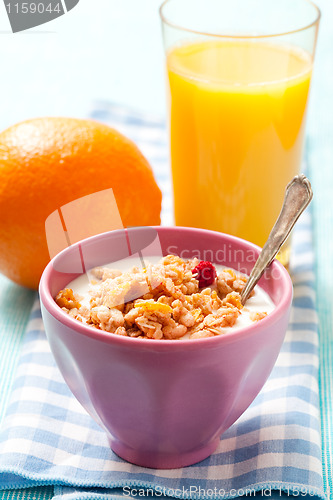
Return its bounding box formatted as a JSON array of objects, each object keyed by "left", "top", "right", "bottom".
[{"left": 160, "top": 0, "right": 320, "bottom": 266}]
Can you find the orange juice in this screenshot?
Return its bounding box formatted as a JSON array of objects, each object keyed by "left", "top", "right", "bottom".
[{"left": 167, "top": 40, "right": 312, "bottom": 257}]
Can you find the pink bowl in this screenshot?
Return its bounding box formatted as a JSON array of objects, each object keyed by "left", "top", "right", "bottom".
[{"left": 39, "top": 226, "right": 292, "bottom": 469}]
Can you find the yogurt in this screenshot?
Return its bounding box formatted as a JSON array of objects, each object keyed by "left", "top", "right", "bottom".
[{"left": 56, "top": 255, "right": 275, "bottom": 340}]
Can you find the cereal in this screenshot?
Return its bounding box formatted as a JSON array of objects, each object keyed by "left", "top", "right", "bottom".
[
  {"left": 250, "top": 311, "right": 268, "bottom": 322},
  {"left": 55, "top": 288, "right": 81, "bottom": 310},
  {"left": 55, "top": 255, "right": 274, "bottom": 340}
]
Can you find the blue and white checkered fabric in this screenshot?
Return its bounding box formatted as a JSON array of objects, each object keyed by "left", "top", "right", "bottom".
[{"left": 0, "top": 103, "right": 326, "bottom": 500}]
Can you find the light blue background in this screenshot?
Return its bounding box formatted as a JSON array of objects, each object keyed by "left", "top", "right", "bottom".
[
  {"left": 0, "top": 0, "right": 165, "bottom": 129},
  {"left": 0, "top": 0, "right": 330, "bottom": 132}
]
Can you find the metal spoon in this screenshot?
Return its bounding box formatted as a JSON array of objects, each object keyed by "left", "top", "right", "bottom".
[{"left": 240, "top": 174, "right": 313, "bottom": 305}]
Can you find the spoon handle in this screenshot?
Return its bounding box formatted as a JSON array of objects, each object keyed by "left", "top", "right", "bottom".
[{"left": 240, "top": 174, "right": 313, "bottom": 305}]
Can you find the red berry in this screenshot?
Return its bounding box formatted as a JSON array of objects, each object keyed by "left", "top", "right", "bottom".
[{"left": 192, "top": 261, "right": 217, "bottom": 288}]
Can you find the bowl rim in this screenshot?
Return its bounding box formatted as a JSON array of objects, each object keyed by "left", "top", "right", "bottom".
[{"left": 39, "top": 226, "right": 293, "bottom": 349}]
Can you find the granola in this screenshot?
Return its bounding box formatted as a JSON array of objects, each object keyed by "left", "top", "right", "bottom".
[{"left": 55, "top": 255, "right": 273, "bottom": 340}]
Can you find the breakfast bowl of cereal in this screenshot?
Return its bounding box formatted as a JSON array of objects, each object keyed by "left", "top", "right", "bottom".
[{"left": 39, "top": 226, "right": 292, "bottom": 469}]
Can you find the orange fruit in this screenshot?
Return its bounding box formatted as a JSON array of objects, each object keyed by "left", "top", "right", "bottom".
[{"left": 0, "top": 117, "right": 162, "bottom": 290}]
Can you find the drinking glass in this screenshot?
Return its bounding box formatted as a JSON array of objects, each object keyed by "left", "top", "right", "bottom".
[{"left": 160, "top": 0, "right": 320, "bottom": 266}]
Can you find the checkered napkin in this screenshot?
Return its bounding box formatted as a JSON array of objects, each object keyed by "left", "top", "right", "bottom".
[{"left": 0, "top": 103, "right": 326, "bottom": 500}]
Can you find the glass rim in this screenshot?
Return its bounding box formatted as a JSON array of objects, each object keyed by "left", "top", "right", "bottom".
[{"left": 159, "top": 0, "right": 321, "bottom": 39}]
